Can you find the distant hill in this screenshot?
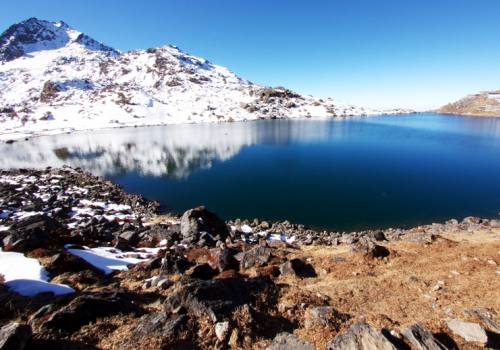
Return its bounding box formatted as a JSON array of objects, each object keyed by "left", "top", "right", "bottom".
[{"left": 438, "top": 90, "right": 500, "bottom": 117}]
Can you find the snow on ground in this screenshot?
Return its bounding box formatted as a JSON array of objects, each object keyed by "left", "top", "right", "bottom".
[
  {"left": 0, "top": 172, "right": 138, "bottom": 229},
  {"left": 66, "top": 246, "right": 157, "bottom": 275},
  {"left": 0, "top": 249, "right": 74, "bottom": 296}
]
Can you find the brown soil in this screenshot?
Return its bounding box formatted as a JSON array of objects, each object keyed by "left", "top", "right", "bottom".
[
  {"left": 279, "top": 228, "right": 500, "bottom": 349},
  {"left": 57, "top": 227, "right": 499, "bottom": 350}
]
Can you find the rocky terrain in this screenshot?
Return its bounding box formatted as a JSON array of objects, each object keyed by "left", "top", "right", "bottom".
[
  {"left": 438, "top": 91, "right": 500, "bottom": 117},
  {"left": 0, "top": 18, "right": 412, "bottom": 142},
  {"left": 0, "top": 167, "right": 499, "bottom": 349}
]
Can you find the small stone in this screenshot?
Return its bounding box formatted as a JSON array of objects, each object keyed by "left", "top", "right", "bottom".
[
  {"left": 142, "top": 280, "right": 152, "bottom": 290},
  {"left": 327, "top": 322, "right": 396, "bottom": 350},
  {"left": 266, "top": 332, "right": 315, "bottom": 350},
  {"left": 215, "top": 321, "right": 229, "bottom": 341},
  {"left": 156, "top": 278, "right": 171, "bottom": 289},
  {"left": 432, "top": 281, "right": 445, "bottom": 292},
  {"left": 304, "top": 306, "right": 338, "bottom": 329},
  {"left": 446, "top": 318, "right": 487, "bottom": 345}
]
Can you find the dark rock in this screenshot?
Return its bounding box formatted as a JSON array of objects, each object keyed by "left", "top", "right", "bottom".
[
  {"left": 142, "top": 225, "right": 180, "bottom": 246},
  {"left": 159, "top": 252, "right": 192, "bottom": 276},
  {"left": 209, "top": 248, "right": 239, "bottom": 272},
  {"left": 402, "top": 323, "right": 448, "bottom": 350},
  {"left": 266, "top": 332, "right": 315, "bottom": 350},
  {"left": 2, "top": 214, "right": 63, "bottom": 252},
  {"left": 180, "top": 206, "right": 229, "bottom": 245},
  {"left": 350, "top": 240, "right": 390, "bottom": 259},
  {"left": 368, "top": 231, "right": 386, "bottom": 241},
  {"left": 41, "top": 292, "right": 140, "bottom": 333},
  {"left": 256, "top": 265, "right": 280, "bottom": 277},
  {"left": 188, "top": 264, "right": 217, "bottom": 280},
  {"left": 133, "top": 313, "right": 187, "bottom": 339},
  {"left": 238, "top": 246, "right": 272, "bottom": 270},
  {"left": 114, "top": 231, "right": 139, "bottom": 251},
  {"left": 0, "top": 323, "right": 31, "bottom": 350},
  {"left": 164, "top": 276, "right": 273, "bottom": 322},
  {"left": 327, "top": 322, "right": 397, "bottom": 350},
  {"left": 279, "top": 259, "right": 316, "bottom": 278},
  {"left": 45, "top": 251, "right": 100, "bottom": 276},
  {"left": 214, "top": 269, "right": 243, "bottom": 280}
]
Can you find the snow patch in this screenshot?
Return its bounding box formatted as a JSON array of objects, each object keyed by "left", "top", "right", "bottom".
[
  {"left": 66, "top": 246, "right": 155, "bottom": 275},
  {"left": 0, "top": 250, "right": 74, "bottom": 296}
]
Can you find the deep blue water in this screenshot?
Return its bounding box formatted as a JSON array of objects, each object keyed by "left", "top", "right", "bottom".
[{"left": 1, "top": 113, "right": 500, "bottom": 231}]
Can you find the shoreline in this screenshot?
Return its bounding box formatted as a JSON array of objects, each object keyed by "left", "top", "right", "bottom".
[
  {"left": 0, "top": 167, "right": 499, "bottom": 349},
  {"left": 1, "top": 167, "right": 498, "bottom": 245},
  {"left": 0, "top": 111, "right": 417, "bottom": 143}
]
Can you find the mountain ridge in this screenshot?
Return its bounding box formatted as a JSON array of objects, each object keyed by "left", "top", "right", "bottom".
[
  {"left": 438, "top": 90, "right": 500, "bottom": 117},
  {"left": 0, "top": 18, "right": 412, "bottom": 141}
]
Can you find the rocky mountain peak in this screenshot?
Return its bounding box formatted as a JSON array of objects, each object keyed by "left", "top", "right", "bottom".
[{"left": 0, "top": 17, "right": 118, "bottom": 61}]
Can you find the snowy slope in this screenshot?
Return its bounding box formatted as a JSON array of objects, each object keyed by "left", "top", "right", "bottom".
[{"left": 0, "top": 18, "right": 412, "bottom": 141}]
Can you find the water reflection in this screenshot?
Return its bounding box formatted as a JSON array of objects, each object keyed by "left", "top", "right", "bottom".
[
  {"left": 0, "top": 122, "right": 260, "bottom": 178},
  {"left": 1, "top": 114, "right": 500, "bottom": 230},
  {"left": 0, "top": 114, "right": 499, "bottom": 179}
]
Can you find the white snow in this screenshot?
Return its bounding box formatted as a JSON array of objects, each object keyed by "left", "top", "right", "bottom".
[
  {"left": 240, "top": 224, "right": 253, "bottom": 234},
  {"left": 0, "top": 19, "right": 412, "bottom": 142},
  {"left": 66, "top": 246, "right": 155, "bottom": 275},
  {"left": 0, "top": 250, "right": 74, "bottom": 296},
  {"left": 268, "top": 233, "right": 296, "bottom": 244}
]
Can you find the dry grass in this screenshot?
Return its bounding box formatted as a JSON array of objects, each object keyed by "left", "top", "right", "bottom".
[
  {"left": 275, "top": 228, "right": 500, "bottom": 349},
  {"left": 37, "top": 227, "right": 499, "bottom": 350}
]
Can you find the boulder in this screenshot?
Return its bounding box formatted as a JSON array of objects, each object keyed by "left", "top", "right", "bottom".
[
  {"left": 143, "top": 224, "right": 181, "bottom": 247},
  {"left": 132, "top": 313, "right": 187, "bottom": 339},
  {"left": 114, "top": 230, "right": 140, "bottom": 250},
  {"left": 164, "top": 276, "right": 273, "bottom": 322},
  {"left": 2, "top": 214, "right": 62, "bottom": 252},
  {"left": 350, "top": 240, "right": 390, "bottom": 259},
  {"left": 280, "top": 259, "right": 316, "bottom": 278},
  {"left": 208, "top": 248, "right": 239, "bottom": 272},
  {"left": 238, "top": 246, "right": 272, "bottom": 269},
  {"left": 327, "top": 322, "right": 397, "bottom": 350},
  {"left": 266, "top": 332, "right": 315, "bottom": 350},
  {"left": 180, "top": 207, "right": 229, "bottom": 245},
  {"left": 0, "top": 323, "right": 31, "bottom": 350},
  {"left": 445, "top": 319, "right": 487, "bottom": 345},
  {"left": 159, "top": 252, "right": 192, "bottom": 276},
  {"left": 41, "top": 292, "right": 139, "bottom": 333},
  {"left": 402, "top": 323, "right": 448, "bottom": 350},
  {"left": 188, "top": 263, "right": 217, "bottom": 280},
  {"left": 45, "top": 251, "right": 101, "bottom": 276},
  {"left": 467, "top": 308, "right": 500, "bottom": 334}
]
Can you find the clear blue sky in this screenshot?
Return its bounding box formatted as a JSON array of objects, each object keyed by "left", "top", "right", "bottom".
[{"left": 2, "top": 0, "right": 500, "bottom": 110}]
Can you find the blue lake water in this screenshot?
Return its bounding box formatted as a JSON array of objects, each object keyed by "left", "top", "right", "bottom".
[{"left": 1, "top": 113, "right": 500, "bottom": 231}]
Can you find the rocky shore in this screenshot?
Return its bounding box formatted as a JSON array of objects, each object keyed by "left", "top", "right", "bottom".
[{"left": 0, "top": 168, "right": 499, "bottom": 349}]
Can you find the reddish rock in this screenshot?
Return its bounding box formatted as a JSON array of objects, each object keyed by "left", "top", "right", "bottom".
[
  {"left": 256, "top": 265, "right": 280, "bottom": 277},
  {"left": 214, "top": 269, "right": 244, "bottom": 280}
]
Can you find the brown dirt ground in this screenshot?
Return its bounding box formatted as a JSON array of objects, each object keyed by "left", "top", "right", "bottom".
[
  {"left": 278, "top": 228, "right": 500, "bottom": 349},
  {"left": 54, "top": 227, "right": 499, "bottom": 350}
]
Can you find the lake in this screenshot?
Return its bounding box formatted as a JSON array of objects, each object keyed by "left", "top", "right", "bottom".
[{"left": 1, "top": 113, "right": 500, "bottom": 231}]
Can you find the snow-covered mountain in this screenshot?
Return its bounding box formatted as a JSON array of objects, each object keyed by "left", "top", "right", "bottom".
[{"left": 0, "top": 18, "right": 411, "bottom": 141}]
